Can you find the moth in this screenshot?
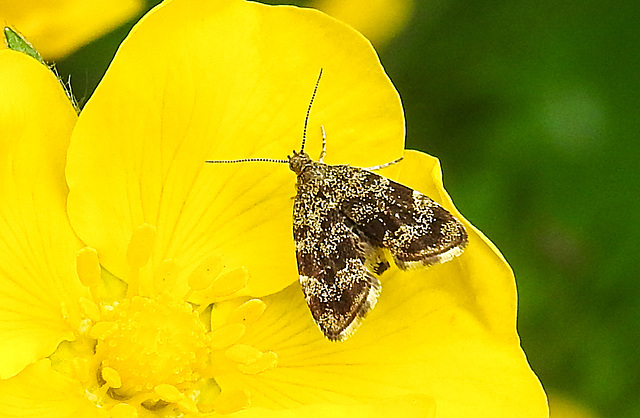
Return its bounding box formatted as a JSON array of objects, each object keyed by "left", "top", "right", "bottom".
[{"left": 207, "top": 70, "right": 468, "bottom": 341}]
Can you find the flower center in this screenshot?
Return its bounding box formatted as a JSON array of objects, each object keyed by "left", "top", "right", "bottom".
[
  {"left": 96, "top": 295, "right": 209, "bottom": 398},
  {"left": 53, "top": 239, "right": 279, "bottom": 416}
]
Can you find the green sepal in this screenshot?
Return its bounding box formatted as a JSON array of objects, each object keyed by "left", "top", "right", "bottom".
[{"left": 4, "top": 27, "right": 45, "bottom": 64}]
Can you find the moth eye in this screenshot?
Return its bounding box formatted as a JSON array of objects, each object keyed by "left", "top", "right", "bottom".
[{"left": 373, "top": 260, "right": 390, "bottom": 275}]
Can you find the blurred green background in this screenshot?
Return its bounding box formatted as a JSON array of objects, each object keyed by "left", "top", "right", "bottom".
[{"left": 54, "top": 0, "right": 638, "bottom": 416}]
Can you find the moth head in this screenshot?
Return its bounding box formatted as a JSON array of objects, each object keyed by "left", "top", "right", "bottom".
[{"left": 288, "top": 150, "right": 312, "bottom": 175}]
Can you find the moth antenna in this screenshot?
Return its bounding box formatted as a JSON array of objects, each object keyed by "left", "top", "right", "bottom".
[
  {"left": 300, "top": 68, "right": 323, "bottom": 153},
  {"left": 207, "top": 69, "right": 323, "bottom": 165},
  {"left": 318, "top": 125, "right": 326, "bottom": 162},
  {"left": 362, "top": 157, "right": 404, "bottom": 171},
  {"left": 205, "top": 158, "right": 288, "bottom": 164}
]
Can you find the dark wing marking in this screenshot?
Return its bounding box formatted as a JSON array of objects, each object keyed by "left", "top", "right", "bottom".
[
  {"left": 341, "top": 170, "right": 468, "bottom": 270},
  {"left": 294, "top": 208, "right": 380, "bottom": 341}
]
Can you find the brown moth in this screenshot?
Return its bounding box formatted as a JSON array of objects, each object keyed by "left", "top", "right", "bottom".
[{"left": 207, "top": 70, "right": 467, "bottom": 341}]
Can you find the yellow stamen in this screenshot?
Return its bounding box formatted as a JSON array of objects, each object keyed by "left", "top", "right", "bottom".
[
  {"left": 210, "top": 267, "right": 249, "bottom": 298},
  {"left": 50, "top": 245, "right": 276, "bottom": 415},
  {"left": 76, "top": 247, "right": 101, "bottom": 289},
  {"left": 89, "top": 321, "right": 117, "bottom": 340},
  {"left": 211, "top": 389, "right": 251, "bottom": 415},
  {"left": 210, "top": 301, "right": 237, "bottom": 330},
  {"left": 102, "top": 367, "right": 122, "bottom": 388},
  {"left": 225, "top": 344, "right": 262, "bottom": 365},
  {"left": 125, "top": 224, "right": 157, "bottom": 298},
  {"left": 210, "top": 323, "right": 246, "bottom": 350},
  {"left": 228, "top": 299, "right": 266, "bottom": 325},
  {"left": 95, "top": 296, "right": 210, "bottom": 398},
  {"left": 78, "top": 297, "right": 100, "bottom": 322},
  {"left": 126, "top": 224, "right": 157, "bottom": 269},
  {"left": 72, "top": 357, "right": 91, "bottom": 385},
  {"left": 154, "top": 384, "right": 182, "bottom": 403},
  {"left": 239, "top": 351, "right": 278, "bottom": 375},
  {"left": 178, "top": 396, "right": 199, "bottom": 414},
  {"left": 188, "top": 253, "right": 225, "bottom": 292}
]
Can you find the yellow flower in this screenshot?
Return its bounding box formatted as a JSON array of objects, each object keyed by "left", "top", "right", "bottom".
[
  {"left": 0, "top": 49, "right": 82, "bottom": 378},
  {"left": 549, "top": 393, "right": 598, "bottom": 418},
  {"left": 0, "top": 0, "right": 548, "bottom": 416},
  {"left": 0, "top": 0, "right": 143, "bottom": 60},
  {"left": 312, "top": 0, "right": 414, "bottom": 47}
]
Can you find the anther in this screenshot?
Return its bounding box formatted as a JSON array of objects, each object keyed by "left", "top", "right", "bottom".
[
  {"left": 178, "top": 396, "right": 199, "bottom": 414},
  {"left": 188, "top": 253, "right": 225, "bottom": 292},
  {"left": 89, "top": 321, "right": 117, "bottom": 339},
  {"left": 76, "top": 247, "right": 101, "bottom": 289},
  {"left": 210, "top": 267, "right": 249, "bottom": 298},
  {"left": 102, "top": 367, "right": 122, "bottom": 388},
  {"left": 109, "top": 403, "right": 138, "bottom": 418},
  {"left": 238, "top": 351, "right": 277, "bottom": 375},
  {"left": 210, "top": 323, "right": 246, "bottom": 350},
  {"left": 228, "top": 299, "right": 266, "bottom": 325},
  {"left": 126, "top": 224, "right": 157, "bottom": 269},
  {"left": 225, "top": 344, "right": 261, "bottom": 365},
  {"left": 154, "top": 384, "right": 182, "bottom": 403}
]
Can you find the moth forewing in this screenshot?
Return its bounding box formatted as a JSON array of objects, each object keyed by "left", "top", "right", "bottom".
[
  {"left": 383, "top": 183, "right": 468, "bottom": 270},
  {"left": 290, "top": 151, "right": 467, "bottom": 341}
]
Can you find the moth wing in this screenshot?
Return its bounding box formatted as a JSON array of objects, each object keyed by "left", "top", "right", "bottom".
[
  {"left": 294, "top": 207, "right": 380, "bottom": 341},
  {"left": 341, "top": 170, "right": 468, "bottom": 270}
]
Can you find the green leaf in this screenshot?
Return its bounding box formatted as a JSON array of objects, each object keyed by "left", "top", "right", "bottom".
[{"left": 4, "top": 27, "right": 45, "bottom": 64}]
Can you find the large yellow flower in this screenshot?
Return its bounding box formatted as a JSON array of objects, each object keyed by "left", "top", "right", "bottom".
[
  {"left": 0, "top": 0, "right": 548, "bottom": 416},
  {"left": 0, "top": 0, "right": 143, "bottom": 60},
  {"left": 312, "top": 0, "right": 413, "bottom": 47}
]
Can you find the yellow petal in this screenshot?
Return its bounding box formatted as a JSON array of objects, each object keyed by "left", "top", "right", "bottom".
[
  {"left": 67, "top": 0, "right": 404, "bottom": 298},
  {"left": 0, "top": 359, "right": 100, "bottom": 417},
  {"left": 219, "top": 272, "right": 546, "bottom": 416},
  {"left": 231, "top": 394, "right": 436, "bottom": 418},
  {"left": 215, "top": 151, "right": 547, "bottom": 416},
  {"left": 312, "top": 0, "right": 414, "bottom": 47},
  {"left": 0, "top": 50, "right": 87, "bottom": 379},
  {"left": 548, "top": 392, "right": 597, "bottom": 418},
  {"left": 0, "top": 0, "right": 144, "bottom": 60},
  {"left": 390, "top": 150, "right": 520, "bottom": 336}
]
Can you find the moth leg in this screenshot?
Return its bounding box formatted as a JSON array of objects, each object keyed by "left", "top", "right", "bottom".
[
  {"left": 318, "top": 125, "right": 327, "bottom": 163},
  {"left": 362, "top": 156, "right": 403, "bottom": 171}
]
